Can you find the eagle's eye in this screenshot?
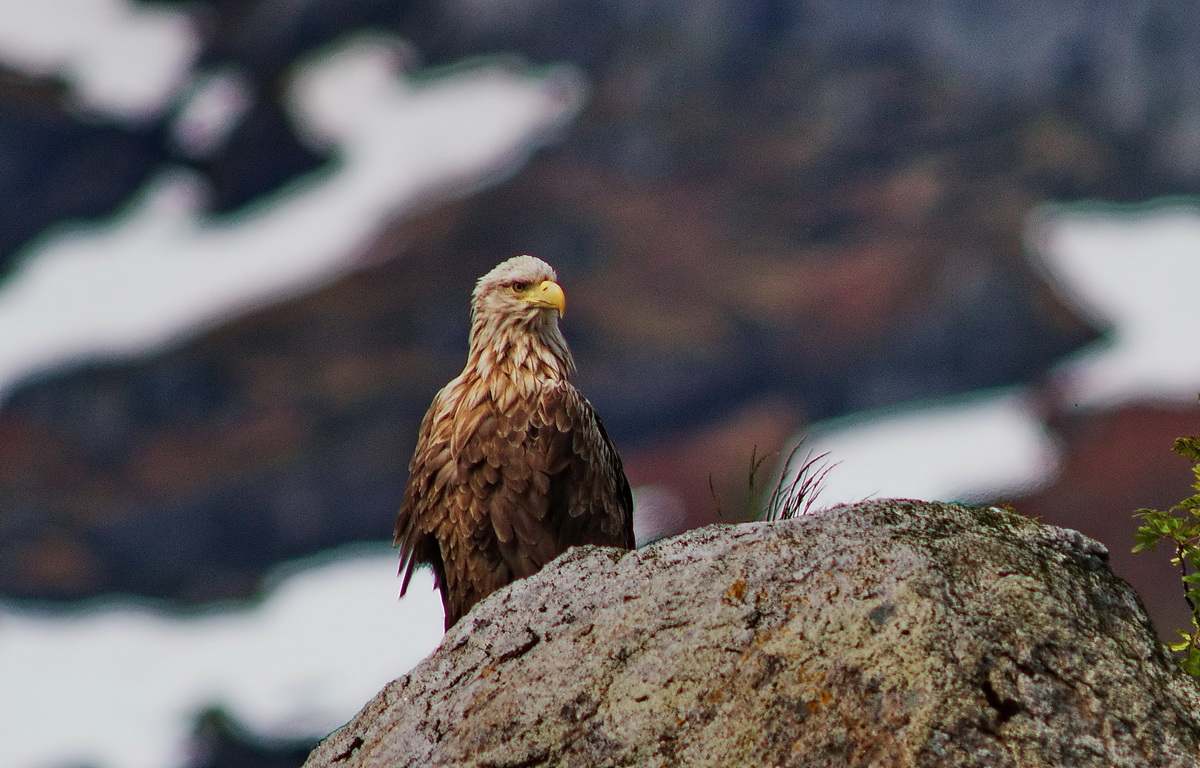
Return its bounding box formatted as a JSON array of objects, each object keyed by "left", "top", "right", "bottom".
[{"left": 511, "top": 281, "right": 529, "bottom": 293}]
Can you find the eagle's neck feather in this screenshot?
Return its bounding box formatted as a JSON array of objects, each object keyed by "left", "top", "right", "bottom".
[{"left": 465, "top": 311, "right": 574, "bottom": 401}]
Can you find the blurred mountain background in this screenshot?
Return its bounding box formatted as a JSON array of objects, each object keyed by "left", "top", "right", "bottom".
[{"left": 1, "top": 1, "right": 1199, "bottom": 767}]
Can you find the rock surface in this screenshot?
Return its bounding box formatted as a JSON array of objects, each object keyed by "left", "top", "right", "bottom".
[{"left": 303, "top": 500, "right": 1200, "bottom": 767}]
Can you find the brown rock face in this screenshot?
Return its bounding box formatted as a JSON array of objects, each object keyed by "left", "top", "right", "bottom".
[{"left": 304, "top": 501, "right": 1200, "bottom": 767}]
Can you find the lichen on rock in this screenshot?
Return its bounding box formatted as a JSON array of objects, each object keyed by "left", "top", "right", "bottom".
[{"left": 303, "top": 499, "right": 1200, "bottom": 767}]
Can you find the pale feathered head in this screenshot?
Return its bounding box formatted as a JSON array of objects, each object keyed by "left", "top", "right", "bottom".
[
  {"left": 468, "top": 255, "right": 573, "bottom": 376},
  {"left": 472, "top": 255, "right": 565, "bottom": 320}
]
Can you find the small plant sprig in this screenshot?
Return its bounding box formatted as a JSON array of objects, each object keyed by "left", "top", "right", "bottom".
[
  {"left": 762, "top": 442, "right": 835, "bottom": 521},
  {"left": 709, "top": 442, "right": 834, "bottom": 523},
  {"left": 1133, "top": 435, "right": 1200, "bottom": 676}
]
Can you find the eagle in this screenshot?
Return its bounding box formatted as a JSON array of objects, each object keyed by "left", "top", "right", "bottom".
[{"left": 394, "top": 255, "right": 634, "bottom": 629}]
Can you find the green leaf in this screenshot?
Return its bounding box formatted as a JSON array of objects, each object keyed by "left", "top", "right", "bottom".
[
  {"left": 1176, "top": 494, "right": 1200, "bottom": 512},
  {"left": 1173, "top": 436, "right": 1200, "bottom": 462},
  {"left": 1133, "top": 526, "right": 1167, "bottom": 552},
  {"left": 1133, "top": 431, "right": 1200, "bottom": 677},
  {"left": 1135, "top": 512, "right": 1173, "bottom": 540}
]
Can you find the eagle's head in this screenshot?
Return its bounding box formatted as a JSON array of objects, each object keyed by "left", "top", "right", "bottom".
[
  {"left": 472, "top": 254, "right": 566, "bottom": 322},
  {"left": 468, "top": 255, "right": 573, "bottom": 379}
]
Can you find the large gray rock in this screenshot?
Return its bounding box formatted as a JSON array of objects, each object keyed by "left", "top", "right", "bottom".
[{"left": 303, "top": 500, "right": 1200, "bottom": 767}]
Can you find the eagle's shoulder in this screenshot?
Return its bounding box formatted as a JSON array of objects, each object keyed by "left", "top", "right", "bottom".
[{"left": 534, "top": 380, "right": 634, "bottom": 548}]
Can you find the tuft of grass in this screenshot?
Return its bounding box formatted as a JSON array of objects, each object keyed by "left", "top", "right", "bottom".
[
  {"left": 1133, "top": 430, "right": 1200, "bottom": 677},
  {"left": 762, "top": 441, "right": 835, "bottom": 521},
  {"left": 709, "top": 441, "right": 834, "bottom": 523}
]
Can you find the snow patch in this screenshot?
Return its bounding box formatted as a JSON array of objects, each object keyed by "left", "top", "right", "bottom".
[
  {"left": 0, "top": 0, "right": 198, "bottom": 120},
  {"left": 1032, "top": 201, "right": 1200, "bottom": 407},
  {"left": 785, "top": 198, "right": 1200, "bottom": 512},
  {"left": 0, "top": 34, "right": 585, "bottom": 406},
  {"left": 785, "top": 389, "right": 1059, "bottom": 509},
  {"left": 0, "top": 548, "right": 443, "bottom": 768}
]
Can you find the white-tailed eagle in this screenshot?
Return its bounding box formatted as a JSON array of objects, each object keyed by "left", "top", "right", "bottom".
[{"left": 394, "top": 255, "right": 633, "bottom": 628}]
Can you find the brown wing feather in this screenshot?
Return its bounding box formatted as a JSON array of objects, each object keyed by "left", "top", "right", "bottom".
[
  {"left": 394, "top": 377, "right": 633, "bottom": 629},
  {"left": 394, "top": 389, "right": 454, "bottom": 598},
  {"left": 540, "top": 383, "right": 634, "bottom": 550}
]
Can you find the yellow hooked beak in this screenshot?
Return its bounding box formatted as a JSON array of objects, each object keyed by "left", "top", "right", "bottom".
[{"left": 526, "top": 279, "right": 566, "bottom": 317}]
